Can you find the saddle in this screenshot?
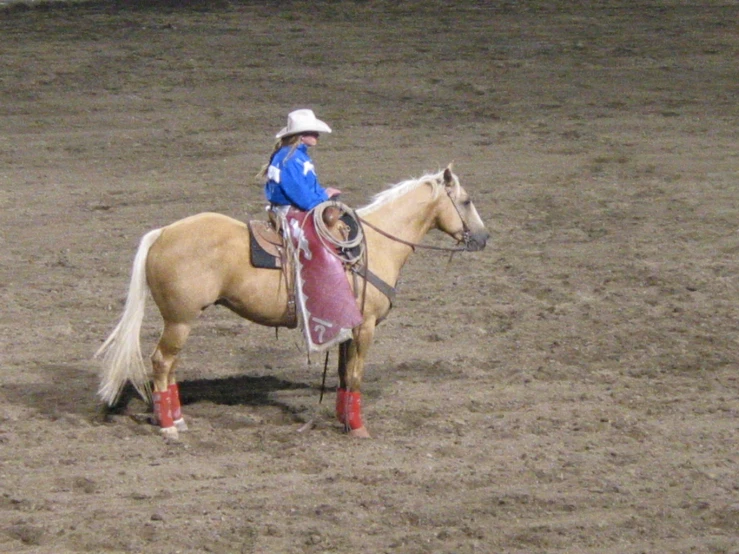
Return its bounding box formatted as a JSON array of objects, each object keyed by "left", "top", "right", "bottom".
[
  {"left": 247, "top": 205, "right": 358, "bottom": 270},
  {"left": 248, "top": 204, "right": 366, "bottom": 352},
  {"left": 248, "top": 220, "right": 285, "bottom": 270}
]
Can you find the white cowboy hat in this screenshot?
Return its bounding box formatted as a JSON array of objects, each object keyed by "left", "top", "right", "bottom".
[{"left": 276, "top": 109, "right": 332, "bottom": 139}]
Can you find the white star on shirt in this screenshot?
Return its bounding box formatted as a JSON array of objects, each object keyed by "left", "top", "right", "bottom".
[{"left": 302, "top": 161, "right": 315, "bottom": 176}]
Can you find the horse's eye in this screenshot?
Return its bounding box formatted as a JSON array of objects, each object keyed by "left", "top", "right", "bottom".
[{"left": 462, "top": 199, "right": 472, "bottom": 207}]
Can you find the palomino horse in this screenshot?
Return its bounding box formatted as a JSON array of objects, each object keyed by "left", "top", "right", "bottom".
[{"left": 96, "top": 165, "right": 488, "bottom": 438}]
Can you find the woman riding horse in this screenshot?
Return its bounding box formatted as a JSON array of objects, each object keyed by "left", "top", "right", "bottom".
[{"left": 96, "top": 164, "right": 489, "bottom": 439}]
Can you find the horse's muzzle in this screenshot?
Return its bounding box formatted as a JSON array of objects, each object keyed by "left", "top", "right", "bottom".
[{"left": 464, "top": 231, "right": 489, "bottom": 252}]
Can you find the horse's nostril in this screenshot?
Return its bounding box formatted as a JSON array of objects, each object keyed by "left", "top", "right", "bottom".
[{"left": 467, "top": 234, "right": 488, "bottom": 251}]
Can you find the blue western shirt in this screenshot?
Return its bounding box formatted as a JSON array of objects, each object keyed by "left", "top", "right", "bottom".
[{"left": 264, "top": 144, "right": 329, "bottom": 211}]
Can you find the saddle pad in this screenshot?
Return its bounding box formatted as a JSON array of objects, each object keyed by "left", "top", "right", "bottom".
[{"left": 248, "top": 220, "right": 282, "bottom": 269}]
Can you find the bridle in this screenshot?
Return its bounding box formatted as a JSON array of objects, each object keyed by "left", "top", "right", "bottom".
[{"left": 357, "top": 187, "right": 473, "bottom": 253}]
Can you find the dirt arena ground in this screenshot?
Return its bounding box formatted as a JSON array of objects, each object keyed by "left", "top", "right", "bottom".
[{"left": 1, "top": 1, "right": 737, "bottom": 552}]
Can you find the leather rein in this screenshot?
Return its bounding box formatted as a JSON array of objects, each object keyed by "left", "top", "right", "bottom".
[{"left": 357, "top": 190, "right": 474, "bottom": 253}]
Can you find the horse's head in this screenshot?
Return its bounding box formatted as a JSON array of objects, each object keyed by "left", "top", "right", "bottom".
[{"left": 435, "top": 166, "right": 489, "bottom": 252}]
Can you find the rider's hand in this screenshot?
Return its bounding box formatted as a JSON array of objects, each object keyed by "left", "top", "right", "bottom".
[{"left": 326, "top": 187, "right": 342, "bottom": 198}]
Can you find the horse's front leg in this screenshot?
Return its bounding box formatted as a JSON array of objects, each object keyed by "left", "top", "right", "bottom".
[{"left": 336, "top": 318, "right": 376, "bottom": 438}]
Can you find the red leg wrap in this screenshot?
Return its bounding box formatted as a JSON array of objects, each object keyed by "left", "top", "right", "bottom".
[
  {"left": 336, "top": 387, "right": 347, "bottom": 423},
  {"left": 337, "top": 388, "right": 363, "bottom": 430},
  {"left": 153, "top": 390, "right": 174, "bottom": 428},
  {"left": 168, "top": 383, "right": 182, "bottom": 421}
]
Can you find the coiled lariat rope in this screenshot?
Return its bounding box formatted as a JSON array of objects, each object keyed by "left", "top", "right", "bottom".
[{"left": 311, "top": 200, "right": 366, "bottom": 265}]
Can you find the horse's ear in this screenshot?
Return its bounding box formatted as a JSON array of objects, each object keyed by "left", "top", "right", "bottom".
[{"left": 443, "top": 166, "right": 454, "bottom": 186}]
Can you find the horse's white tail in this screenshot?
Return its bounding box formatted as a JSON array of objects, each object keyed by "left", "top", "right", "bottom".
[{"left": 96, "top": 228, "right": 163, "bottom": 406}]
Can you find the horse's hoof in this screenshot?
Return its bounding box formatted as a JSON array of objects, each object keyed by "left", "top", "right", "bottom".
[
  {"left": 348, "top": 425, "right": 371, "bottom": 438},
  {"left": 160, "top": 426, "right": 179, "bottom": 440},
  {"left": 174, "top": 418, "right": 188, "bottom": 432}
]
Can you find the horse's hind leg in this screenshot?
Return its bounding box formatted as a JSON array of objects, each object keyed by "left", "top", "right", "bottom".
[{"left": 151, "top": 321, "right": 191, "bottom": 439}]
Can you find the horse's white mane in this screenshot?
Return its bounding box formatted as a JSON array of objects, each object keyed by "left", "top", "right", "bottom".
[{"left": 357, "top": 169, "right": 452, "bottom": 216}]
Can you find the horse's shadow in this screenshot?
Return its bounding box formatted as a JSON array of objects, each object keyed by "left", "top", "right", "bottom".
[
  {"left": 6, "top": 364, "right": 315, "bottom": 423},
  {"left": 107, "top": 374, "right": 314, "bottom": 417}
]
